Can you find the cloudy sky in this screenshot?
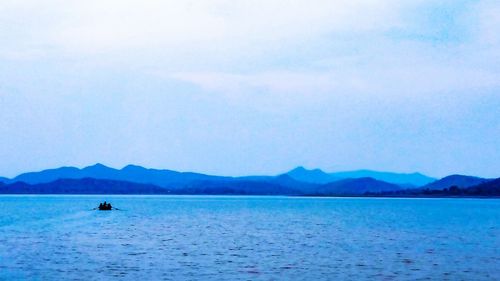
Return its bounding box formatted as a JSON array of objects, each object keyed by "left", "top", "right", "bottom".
[{"left": 0, "top": 0, "right": 499, "bottom": 178}]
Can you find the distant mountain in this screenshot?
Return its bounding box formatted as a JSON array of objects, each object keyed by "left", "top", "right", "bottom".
[
  {"left": 240, "top": 174, "right": 319, "bottom": 192},
  {"left": 0, "top": 178, "right": 170, "bottom": 194},
  {"left": 267, "top": 174, "right": 319, "bottom": 193},
  {"left": 11, "top": 166, "right": 83, "bottom": 184},
  {"left": 285, "top": 166, "right": 338, "bottom": 184},
  {"left": 286, "top": 167, "right": 435, "bottom": 186},
  {"left": 3, "top": 164, "right": 436, "bottom": 188},
  {"left": 8, "top": 163, "right": 227, "bottom": 187},
  {"left": 179, "top": 179, "right": 299, "bottom": 195},
  {"left": 466, "top": 178, "right": 500, "bottom": 196},
  {"left": 1, "top": 173, "right": 496, "bottom": 197},
  {"left": 0, "top": 177, "right": 298, "bottom": 195},
  {"left": 2, "top": 163, "right": 496, "bottom": 196},
  {"left": 1, "top": 164, "right": 329, "bottom": 194},
  {"left": 371, "top": 177, "right": 500, "bottom": 197},
  {"left": 6, "top": 164, "right": 319, "bottom": 193},
  {"left": 312, "top": 177, "right": 403, "bottom": 195},
  {"left": 330, "top": 170, "right": 435, "bottom": 187},
  {"left": 424, "top": 175, "right": 491, "bottom": 190}
]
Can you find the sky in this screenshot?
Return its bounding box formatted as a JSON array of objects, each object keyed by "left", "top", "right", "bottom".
[{"left": 0, "top": 0, "right": 499, "bottom": 178}]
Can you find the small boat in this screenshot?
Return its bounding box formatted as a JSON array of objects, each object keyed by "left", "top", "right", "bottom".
[{"left": 97, "top": 201, "right": 113, "bottom": 211}]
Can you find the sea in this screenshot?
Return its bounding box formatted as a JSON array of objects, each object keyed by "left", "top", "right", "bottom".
[{"left": 0, "top": 195, "right": 498, "bottom": 280}]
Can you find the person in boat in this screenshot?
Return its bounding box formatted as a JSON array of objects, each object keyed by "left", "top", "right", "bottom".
[{"left": 98, "top": 201, "right": 112, "bottom": 210}]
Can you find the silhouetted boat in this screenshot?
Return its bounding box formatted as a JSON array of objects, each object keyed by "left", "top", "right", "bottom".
[{"left": 97, "top": 202, "right": 112, "bottom": 211}]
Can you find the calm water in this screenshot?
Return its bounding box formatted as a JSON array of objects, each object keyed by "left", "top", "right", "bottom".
[{"left": 0, "top": 196, "right": 498, "bottom": 280}]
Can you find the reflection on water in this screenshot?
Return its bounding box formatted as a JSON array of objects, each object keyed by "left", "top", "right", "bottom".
[{"left": 0, "top": 196, "right": 499, "bottom": 280}]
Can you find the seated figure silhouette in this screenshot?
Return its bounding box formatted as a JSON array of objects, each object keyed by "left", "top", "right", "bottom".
[{"left": 98, "top": 201, "right": 112, "bottom": 210}]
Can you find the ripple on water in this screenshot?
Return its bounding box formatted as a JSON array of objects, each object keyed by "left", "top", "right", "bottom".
[{"left": 0, "top": 196, "right": 499, "bottom": 280}]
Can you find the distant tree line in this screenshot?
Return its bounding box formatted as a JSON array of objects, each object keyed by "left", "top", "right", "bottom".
[{"left": 365, "top": 179, "right": 500, "bottom": 197}]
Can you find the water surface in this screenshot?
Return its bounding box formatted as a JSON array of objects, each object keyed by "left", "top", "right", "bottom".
[{"left": 0, "top": 196, "right": 498, "bottom": 280}]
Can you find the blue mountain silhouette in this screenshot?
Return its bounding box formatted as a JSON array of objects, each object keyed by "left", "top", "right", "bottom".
[
  {"left": 313, "top": 177, "right": 403, "bottom": 195},
  {"left": 286, "top": 167, "right": 435, "bottom": 186},
  {"left": 9, "top": 163, "right": 226, "bottom": 187},
  {"left": 2, "top": 163, "right": 496, "bottom": 196},
  {"left": 423, "top": 175, "right": 491, "bottom": 190}
]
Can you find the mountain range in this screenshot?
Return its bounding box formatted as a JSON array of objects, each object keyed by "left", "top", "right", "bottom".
[
  {"left": 286, "top": 166, "right": 435, "bottom": 186},
  {"left": 0, "top": 164, "right": 498, "bottom": 196},
  {"left": 422, "top": 175, "right": 489, "bottom": 190},
  {"left": 4, "top": 163, "right": 223, "bottom": 187},
  {"left": 371, "top": 177, "right": 500, "bottom": 197}
]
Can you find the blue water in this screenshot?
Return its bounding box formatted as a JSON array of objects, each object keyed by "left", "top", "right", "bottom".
[{"left": 0, "top": 196, "right": 498, "bottom": 280}]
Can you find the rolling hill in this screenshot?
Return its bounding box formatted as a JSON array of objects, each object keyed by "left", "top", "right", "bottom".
[
  {"left": 465, "top": 178, "right": 500, "bottom": 195},
  {"left": 8, "top": 163, "right": 227, "bottom": 187},
  {"left": 311, "top": 177, "right": 403, "bottom": 195},
  {"left": 1, "top": 164, "right": 496, "bottom": 196},
  {"left": 423, "top": 175, "right": 491, "bottom": 190},
  {"left": 0, "top": 177, "right": 299, "bottom": 195},
  {"left": 285, "top": 167, "right": 435, "bottom": 186},
  {"left": 285, "top": 167, "right": 338, "bottom": 184},
  {"left": 329, "top": 170, "right": 435, "bottom": 186},
  {"left": 0, "top": 178, "right": 170, "bottom": 194}
]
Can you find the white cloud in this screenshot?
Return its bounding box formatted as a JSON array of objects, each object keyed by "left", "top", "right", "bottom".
[
  {"left": 1, "top": 0, "right": 499, "bottom": 105},
  {"left": 1, "top": 0, "right": 414, "bottom": 57},
  {"left": 476, "top": 0, "right": 500, "bottom": 46},
  {"left": 171, "top": 50, "right": 500, "bottom": 109}
]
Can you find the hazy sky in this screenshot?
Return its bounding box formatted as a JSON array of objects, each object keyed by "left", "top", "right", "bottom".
[{"left": 1, "top": 0, "right": 499, "bottom": 178}]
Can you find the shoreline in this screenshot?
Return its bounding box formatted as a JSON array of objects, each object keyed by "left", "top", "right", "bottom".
[{"left": 0, "top": 193, "right": 499, "bottom": 199}]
